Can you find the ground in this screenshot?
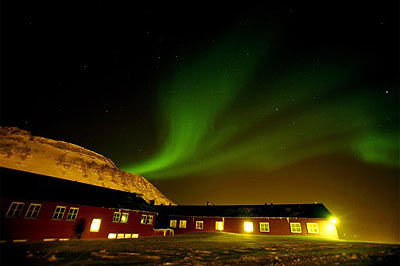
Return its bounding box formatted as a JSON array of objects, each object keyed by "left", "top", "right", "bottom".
[{"left": 1, "top": 233, "right": 399, "bottom": 265}]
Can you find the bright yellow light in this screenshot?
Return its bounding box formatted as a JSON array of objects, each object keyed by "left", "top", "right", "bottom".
[
  {"left": 124, "top": 234, "right": 131, "bottom": 238},
  {"left": 216, "top": 221, "right": 224, "bottom": 231},
  {"left": 132, "top": 234, "right": 139, "bottom": 238},
  {"left": 330, "top": 217, "right": 338, "bottom": 224},
  {"left": 327, "top": 224, "right": 336, "bottom": 232},
  {"left": 244, "top": 222, "right": 254, "bottom": 233},
  {"left": 90, "top": 219, "right": 101, "bottom": 232},
  {"left": 108, "top": 233, "right": 116, "bottom": 239},
  {"left": 117, "top": 233, "right": 124, "bottom": 239}
]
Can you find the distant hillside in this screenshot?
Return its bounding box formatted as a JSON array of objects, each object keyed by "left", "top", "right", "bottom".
[{"left": 0, "top": 127, "right": 173, "bottom": 205}]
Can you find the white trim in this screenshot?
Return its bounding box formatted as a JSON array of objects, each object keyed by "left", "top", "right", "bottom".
[
  {"left": 6, "top": 202, "right": 25, "bottom": 218},
  {"left": 306, "top": 223, "right": 319, "bottom": 234},
  {"left": 52, "top": 206, "right": 66, "bottom": 220},
  {"left": 66, "top": 207, "right": 79, "bottom": 221},
  {"left": 25, "top": 203, "right": 42, "bottom": 219},
  {"left": 290, "top": 222, "right": 302, "bottom": 233}
]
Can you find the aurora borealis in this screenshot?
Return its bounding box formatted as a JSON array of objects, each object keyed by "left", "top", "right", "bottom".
[{"left": 2, "top": 1, "right": 399, "bottom": 243}]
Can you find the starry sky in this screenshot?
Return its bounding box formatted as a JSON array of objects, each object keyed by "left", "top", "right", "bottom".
[{"left": 1, "top": 1, "right": 399, "bottom": 243}]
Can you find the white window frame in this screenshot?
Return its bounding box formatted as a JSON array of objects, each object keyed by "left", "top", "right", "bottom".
[
  {"left": 170, "top": 219, "right": 177, "bottom": 228},
  {"left": 25, "top": 203, "right": 41, "bottom": 219},
  {"left": 306, "top": 223, "right": 319, "bottom": 234},
  {"left": 290, "top": 222, "right": 302, "bottom": 233},
  {"left": 259, "top": 222, "right": 270, "bottom": 232},
  {"left": 66, "top": 207, "right": 79, "bottom": 221},
  {"left": 52, "top": 206, "right": 66, "bottom": 220},
  {"left": 113, "top": 211, "right": 121, "bottom": 223},
  {"left": 141, "top": 214, "right": 147, "bottom": 224},
  {"left": 120, "top": 212, "right": 129, "bottom": 223},
  {"left": 6, "top": 202, "right": 25, "bottom": 218},
  {"left": 195, "top": 221, "right": 204, "bottom": 230},
  {"left": 179, "top": 220, "right": 187, "bottom": 228}
]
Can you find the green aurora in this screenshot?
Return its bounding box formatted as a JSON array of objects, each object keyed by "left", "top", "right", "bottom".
[{"left": 124, "top": 31, "right": 399, "bottom": 179}]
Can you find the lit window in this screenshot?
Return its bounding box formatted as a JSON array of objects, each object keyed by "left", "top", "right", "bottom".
[
  {"left": 90, "top": 218, "right": 101, "bottom": 232},
  {"left": 132, "top": 234, "right": 139, "bottom": 238},
  {"left": 108, "top": 233, "right": 117, "bottom": 239},
  {"left": 244, "top": 222, "right": 254, "bottom": 232},
  {"left": 25, "top": 203, "right": 41, "bottom": 219},
  {"left": 179, "top": 220, "right": 187, "bottom": 228},
  {"left": 52, "top": 206, "right": 66, "bottom": 220},
  {"left": 113, "top": 212, "right": 121, "bottom": 222},
  {"left": 170, "top": 220, "right": 177, "bottom": 228},
  {"left": 124, "top": 234, "right": 132, "bottom": 238},
  {"left": 66, "top": 207, "right": 79, "bottom": 221},
  {"left": 117, "top": 233, "right": 125, "bottom": 239},
  {"left": 290, "top": 222, "right": 302, "bottom": 233},
  {"left": 259, "top": 222, "right": 270, "bottom": 232},
  {"left": 147, "top": 215, "right": 153, "bottom": 225},
  {"left": 6, "top": 202, "right": 25, "bottom": 218},
  {"left": 121, "top": 213, "right": 129, "bottom": 223},
  {"left": 141, "top": 215, "right": 147, "bottom": 224},
  {"left": 215, "top": 221, "right": 224, "bottom": 231},
  {"left": 306, "top": 223, "right": 319, "bottom": 234},
  {"left": 195, "top": 221, "right": 204, "bottom": 230}
]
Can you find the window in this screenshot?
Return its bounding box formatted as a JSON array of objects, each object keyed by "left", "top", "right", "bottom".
[
  {"left": 141, "top": 214, "right": 147, "bottom": 224},
  {"left": 120, "top": 213, "right": 129, "bottom": 223},
  {"left": 179, "top": 220, "right": 187, "bottom": 228},
  {"left": 113, "top": 212, "right": 121, "bottom": 222},
  {"left": 290, "top": 222, "right": 302, "bottom": 233},
  {"left": 52, "top": 206, "right": 66, "bottom": 220},
  {"left": 90, "top": 218, "right": 101, "bottom": 232},
  {"left": 147, "top": 215, "right": 153, "bottom": 225},
  {"left": 108, "top": 233, "right": 117, "bottom": 239},
  {"left": 6, "top": 202, "right": 25, "bottom": 218},
  {"left": 170, "top": 219, "right": 177, "bottom": 228},
  {"left": 215, "top": 221, "right": 224, "bottom": 231},
  {"left": 117, "top": 233, "right": 125, "bottom": 239},
  {"left": 195, "top": 221, "right": 204, "bottom": 230},
  {"left": 66, "top": 207, "right": 79, "bottom": 221},
  {"left": 306, "top": 223, "right": 319, "bottom": 234},
  {"left": 244, "top": 222, "right": 254, "bottom": 232},
  {"left": 25, "top": 203, "right": 41, "bottom": 219},
  {"left": 259, "top": 222, "right": 270, "bottom": 232}
]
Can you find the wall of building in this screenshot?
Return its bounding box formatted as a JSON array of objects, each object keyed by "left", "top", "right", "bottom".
[
  {"left": 0, "top": 198, "right": 158, "bottom": 241},
  {"left": 167, "top": 216, "right": 339, "bottom": 239}
]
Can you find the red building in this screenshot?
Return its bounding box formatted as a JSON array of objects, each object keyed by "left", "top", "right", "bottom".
[
  {"left": 154, "top": 204, "right": 339, "bottom": 239},
  {"left": 0, "top": 167, "right": 158, "bottom": 242},
  {"left": 1, "top": 167, "right": 339, "bottom": 242}
]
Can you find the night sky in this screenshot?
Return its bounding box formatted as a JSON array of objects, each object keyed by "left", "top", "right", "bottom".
[{"left": 2, "top": 1, "right": 399, "bottom": 243}]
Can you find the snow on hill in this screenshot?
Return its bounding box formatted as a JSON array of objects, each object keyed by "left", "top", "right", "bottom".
[{"left": 0, "top": 127, "right": 173, "bottom": 205}]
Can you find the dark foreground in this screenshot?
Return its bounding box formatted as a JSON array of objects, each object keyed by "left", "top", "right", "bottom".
[{"left": 1, "top": 233, "right": 399, "bottom": 265}]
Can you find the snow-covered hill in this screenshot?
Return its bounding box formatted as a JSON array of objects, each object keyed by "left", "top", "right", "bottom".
[{"left": 0, "top": 127, "right": 173, "bottom": 205}]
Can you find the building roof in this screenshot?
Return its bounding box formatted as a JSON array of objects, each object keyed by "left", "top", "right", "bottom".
[
  {"left": 0, "top": 167, "right": 156, "bottom": 213},
  {"left": 155, "top": 204, "right": 333, "bottom": 219}
]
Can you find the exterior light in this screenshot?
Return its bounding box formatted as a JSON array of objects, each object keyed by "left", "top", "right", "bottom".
[
  {"left": 244, "top": 222, "right": 254, "bottom": 233},
  {"left": 330, "top": 217, "right": 338, "bottom": 224},
  {"left": 327, "top": 224, "right": 335, "bottom": 232},
  {"left": 90, "top": 218, "right": 101, "bottom": 232}
]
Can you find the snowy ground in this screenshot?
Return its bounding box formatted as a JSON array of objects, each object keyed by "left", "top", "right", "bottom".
[{"left": 1, "top": 233, "right": 399, "bottom": 265}]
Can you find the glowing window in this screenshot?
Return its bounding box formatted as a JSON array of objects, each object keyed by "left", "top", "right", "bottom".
[
  {"left": 121, "top": 213, "right": 129, "bottom": 223},
  {"left": 147, "top": 215, "right": 153, "bottom": 224},
  {"left": 117, "top": 233, "right": 125, "bottom": 239},
  {"left": 141, "top": 215, "right": 147, "bottom": 224},
  {"left": 290, "top": 222, "right": 302, "bottom": 233},
  {"left": 6, "top": 202, "right": 25, "bottom": 218},
  {"left": 306, "top": 223, "right": 319, "bottom": 234},
  {"left": 25, "top": 203, "right": 41, "bottom": 219},
  {"left": 132, "top": 234, "right": 139, "bottom": 238},
  {"left": 66, "top": 207, "right": 79, "bottom": 221},
  {"left": 113, "top": 212, "right": 121, "bottom": 222},
  {"left": 259, "top": 222, "right": 270, "bottom": 232},
  {"left": 179, "top": 220, "right": 187, "bottom": 228},
  {"left": 170, "top": 220, "right": 177, "bottom": 228},
  {"left": 90, "top": 219, "right": 101, "bottom": 232},
  {"left": 124, "top": 234, "right": 132, "bottom": 238},
  {"left": 108, "top": 233, "right": 117, "bottom": 239},
  {"left": 195, "top": 221, "right": 204, "bottom": 230},
  {"left": 52, "top": 206, "right": 66, "bottom": 220},
  {"left": 215, "top": 221, "right": 224, "bottom": 231},
  {"left": 244, "top": 222, "right": 254, "bottom": 232}
]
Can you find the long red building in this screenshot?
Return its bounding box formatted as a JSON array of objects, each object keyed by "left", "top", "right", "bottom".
[{"left": 0, "top": 167, "right": 339, "bottom": 242}]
